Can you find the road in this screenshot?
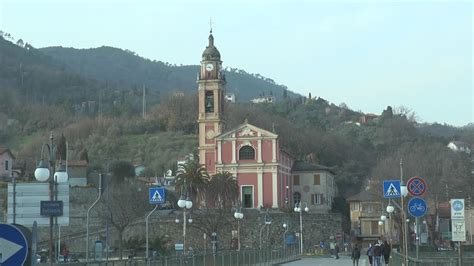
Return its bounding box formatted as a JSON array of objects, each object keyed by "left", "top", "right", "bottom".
[{"left": 283, "top": 255, "right": 368, "bottom": 266}]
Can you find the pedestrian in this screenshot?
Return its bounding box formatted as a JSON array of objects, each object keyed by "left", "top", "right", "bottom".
[
  {"left": 351, "top": 244, "right": 361, "bottom": 266},
  {"left": 382, "top": 240, "right": 391, "bottom": 265},
  {"left": 367, "top": 243, "right": 374, "bottom": 266},
  {"left": 373, "top": 240, "right": 383, "bottom": 266},
  {"left": 335, "top": 243, "right": 340, "bottom": 259}
]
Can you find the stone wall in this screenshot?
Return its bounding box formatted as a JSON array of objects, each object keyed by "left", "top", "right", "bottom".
[{"left": 2, "top": 186, "right": 343, "bottom": 254}]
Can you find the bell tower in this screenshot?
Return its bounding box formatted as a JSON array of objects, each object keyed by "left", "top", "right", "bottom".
[{"left": 197, "top": 30, "right": 225, "bottom": 174}]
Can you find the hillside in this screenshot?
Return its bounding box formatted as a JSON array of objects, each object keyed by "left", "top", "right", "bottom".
[
  {"left": 1, "top": 33, "right": 472, "bottom": 202},
  {"left": 40, "top": 46, "right": 298, "bottom": 102}
]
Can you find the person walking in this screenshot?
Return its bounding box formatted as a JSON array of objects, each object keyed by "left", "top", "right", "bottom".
[
  {"left": 373, "top": 240, "right": 383, "bottom": 266},
  {"left": 382, "top": 240, "right": 391, "bottom": 265},
  {"left": 351, "top": 244, "right": 361, "bottom": 266},
  {"left": 335, "top": 243, "right": 340, "bottom": 259},
  {"left": 367, "top": 243, "right": 374, "bottom": 266}
]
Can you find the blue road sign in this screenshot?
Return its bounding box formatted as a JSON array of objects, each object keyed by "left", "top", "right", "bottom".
[
  {"left": 0, "top": 224, "right": 28, "bottom": 266},
  {"left": 383, "top": 180, "right": 401, "bottom": 198},
  {"left": 149, "top": 187, "right": 166, "bottom": 204},
  {"left": 408, "top": 197, "right": 427, "bottom": 218}
]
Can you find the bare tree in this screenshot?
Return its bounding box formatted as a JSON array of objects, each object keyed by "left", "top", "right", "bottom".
[{"left": 96, "top": 180, "right": 150, "bottom": 259}]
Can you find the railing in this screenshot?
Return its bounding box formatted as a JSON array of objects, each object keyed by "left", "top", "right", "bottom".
[
  {"left": 391, "top": 250, "right": 474, "bottom": 266},
  {"left": 38, "top": 247, "right": 299, "bottom": 266}
]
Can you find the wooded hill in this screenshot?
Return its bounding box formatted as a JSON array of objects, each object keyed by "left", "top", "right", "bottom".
[{"left": 0, "top": 34, "right": 472, "bottom": 202}]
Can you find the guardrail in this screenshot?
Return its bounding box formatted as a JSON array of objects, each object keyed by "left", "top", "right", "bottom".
[
  {"left": 391, "top": 250, "right": 474, "bottom": 266},
  {"left": 39, "top": 247, "right": 300, "bottom": 266}
]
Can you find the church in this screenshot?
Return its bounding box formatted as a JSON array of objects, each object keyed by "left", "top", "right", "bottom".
[{"left": 197, "top": 31, "right": 336, "bottom": 210}]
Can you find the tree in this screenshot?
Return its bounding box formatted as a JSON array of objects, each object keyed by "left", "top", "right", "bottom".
[
  {"left": 206, "top": 171, "right": 238, "bottom": 208},
  {"left": 109, "top": 160, "right": 135, "bottom": 183},
  {"left": 79, "top": 148, "right": 89, "bottom": 162},
  {"left": 97, "top": 180, "right": 149, "bottom": 259},
  {"left": 175, "top": 157, "right": 209, "bottom": 202},
  {"left": 55, "top": 134, "right": 67, "bottom": 160}
]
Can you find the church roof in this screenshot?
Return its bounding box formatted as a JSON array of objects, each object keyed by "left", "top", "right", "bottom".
[
  {"left": 346, "top": 190, "right": 381, "bottom": 202},
  {"left": 292, "top": 160, "right": 335, "bottom": 174},
  {"left": 215, "top": 121, "right": 278, "bottom": 140},
  {"left": 202, "top": 32, "right": 221, "bottom": 61}
]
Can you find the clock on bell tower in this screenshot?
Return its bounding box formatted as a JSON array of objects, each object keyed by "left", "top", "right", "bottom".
[{"left": 197, "top": 30, "right": 226, "bottom": 174}]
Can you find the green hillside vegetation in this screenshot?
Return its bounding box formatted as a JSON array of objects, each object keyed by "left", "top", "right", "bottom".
[
  {"left": 40, "top": 45, "right": 298, "bottom": 102},
  {"left": 0, "top": 33, "right": 472, "bottom": 202}
]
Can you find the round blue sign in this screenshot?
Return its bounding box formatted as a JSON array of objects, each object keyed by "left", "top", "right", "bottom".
[
  {"left": 407, "top": 197, "right": 428, "bottom": 218},
  {"left": 0, "top": 224, "right": 29, "bottom": 266},
  {"left": 452, "top": 200, "right": 464, "bottom": 211}
]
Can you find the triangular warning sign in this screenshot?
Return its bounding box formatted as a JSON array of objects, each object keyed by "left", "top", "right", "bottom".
[
  {"left": 385, "top": 183, "right": 400, "bottom": 196},
  {"left": 152, "top": 190, "right": 163, "bottom": 202}
]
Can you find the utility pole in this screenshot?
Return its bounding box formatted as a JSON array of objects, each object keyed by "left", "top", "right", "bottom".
[{"left": 142, "top": 84, "right": 146, "bottom": 119}]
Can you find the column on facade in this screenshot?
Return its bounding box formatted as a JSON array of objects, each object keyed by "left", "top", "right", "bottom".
[
  {"left": 272, "top": 171, "right": 278, "bottom": 208},
  {"left": 272, "top": 139, "right": 276, "bottom": 162},
  {"left": 257, "top": 171, "right": 263, "bottom": 208},
  {"left": 231, "top": 137, "right": 236, "bottom": 164},
  {"left": 257, "top": 134, "right": 262, "bottom": 163},
  {"left": 217, "top": 140, "right": 222, "bottom": 164}
]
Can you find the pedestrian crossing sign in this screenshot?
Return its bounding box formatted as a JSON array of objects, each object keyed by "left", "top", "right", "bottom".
[
  {"left": 383, "top": 180, "right": 401, "bottom": 199},
  {"left": 149, "top": 187, "right": 166, "bottom": 204}
]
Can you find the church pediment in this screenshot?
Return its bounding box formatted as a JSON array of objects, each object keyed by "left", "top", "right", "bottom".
[{"left": 216, "top": 122, "right": 278, "bottom": 140}]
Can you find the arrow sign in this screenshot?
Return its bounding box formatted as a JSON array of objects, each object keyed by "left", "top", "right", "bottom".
[
  {"left": 383, "top": 180, "right": 401, "bottom": 199},
  {"left": 0, "top": 224, "right": 28, "bottom": 265},
  {"left": 149, "top": 187, "right": 166, "bottom": 204}
]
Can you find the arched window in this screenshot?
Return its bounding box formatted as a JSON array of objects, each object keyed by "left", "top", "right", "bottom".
[
  {"left": 239, "top": 146, "right": 255, "bottom": 160},
  {"left": 293, "top": 192, "right": 301, "bottom": 204}
]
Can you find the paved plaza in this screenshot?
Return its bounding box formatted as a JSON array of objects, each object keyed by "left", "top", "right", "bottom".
[{"left": 283, "top": 255, "right": 369, "bottom": 266}]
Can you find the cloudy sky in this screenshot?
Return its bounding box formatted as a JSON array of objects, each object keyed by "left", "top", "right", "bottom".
[{"left": 1, "top": 0, "right": 472, "bottom": 126}]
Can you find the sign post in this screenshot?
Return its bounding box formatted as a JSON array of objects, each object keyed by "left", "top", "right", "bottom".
[
  {"left": 407, "top": 176, "right": 427, "bottom": 197},
  {"left": 451, "top": 199, "right": 465, "bottom": 266},
  {"left": 146, "top": 187, "right": 166, "bottom": 264}
]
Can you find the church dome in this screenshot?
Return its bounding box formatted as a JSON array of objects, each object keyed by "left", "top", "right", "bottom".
[{"left": 202, "top": 33, "right": 221, "bottom": 61}]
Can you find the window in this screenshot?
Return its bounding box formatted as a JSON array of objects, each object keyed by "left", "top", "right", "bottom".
[
  {"left": 205, "top": 91, "right": 214, "bottom": 113},
  {"left": 242, "top": 186, "right": 253, "bottom": 208},
  {"left": 239, "top": 146, "right": 255, "bottom": 160},
  {"left": 293, "top": 192, "right": 301, "bottom": 204},
  {"left": 293, "top": 175, "right": 300, "bottom": 185},
  {"left": 5, "top": 160, "right": 8, "bottom": 171},
  {"left": 371, "top": 221, "right": 379, "bottom": 235},
  {"left": 313, "top": 174, "right": 320, "bottom": 185},
  {"left": 350, "top": 202, "right": 360, "bottom": 211},
  {"left": 312, "top": 194, "right": 323, "bottom": 205}
]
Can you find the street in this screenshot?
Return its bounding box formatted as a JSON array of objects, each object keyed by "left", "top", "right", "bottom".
[{"left": 283, "top": 255, "right": 368, "bottom": 266}]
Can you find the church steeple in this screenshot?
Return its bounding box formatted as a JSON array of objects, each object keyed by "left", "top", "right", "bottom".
[{"left": 197, "top": 30, "right": 225, "bottom": 174}]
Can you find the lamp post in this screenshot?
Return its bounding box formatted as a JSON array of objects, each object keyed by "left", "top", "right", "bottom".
[
  {"left": 400, "top": 159, "right": 409, "bottom": 266},
  {"left": 34, "top": 132, "right": 68, "bottom": 266},
  {"left": 386, "top": 184, "right": 409, "bottom": 266},
  {"left": 177, "top": 195, "right": 193, "bottom": 254},
  {"left": 294, "top": 202, "right": 309, "bottom": 254},
  {"left": 380, "top": 214, "right": 387, "bottom": 236},
  {"left": 282, "top": 221, "right": 289, "bottom": 249},
  {"left": 259, "top": 211, "right": 272, "bottom": 249},
  {"left": 234, "top": 204, "right": 244, "bottom": 251}
]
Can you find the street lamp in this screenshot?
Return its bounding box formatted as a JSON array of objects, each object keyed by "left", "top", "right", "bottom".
[
  {"left": 35, "top": 132, "right": 68, "bottom": 266},
  {"left": 259, "top": 210, "right": 272, "bottom": 249},
  {"left": 282, "top": 221, "right": 289, "bottom": 249},
  {"left": 294, "top": 202, "right": 309, "bottom": 254},
  {"left": 234, "top": 204, "right": 244, "bottom": 251},
  {"left": 177, "top": 195, "right": 193, "bottom": 254}
]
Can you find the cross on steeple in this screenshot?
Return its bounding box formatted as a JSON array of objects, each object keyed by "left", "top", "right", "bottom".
[{"left": 209, "top": 17, "right": 213, "bottom": 34}]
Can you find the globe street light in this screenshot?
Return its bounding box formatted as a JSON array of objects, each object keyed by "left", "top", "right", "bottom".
[
  {"left": 282, "top": 221, "right": 289, "bottom": 250},
  {"left": 234, "top": 205, "right": 244, "bottom": 251},
  {"left": 177, "top": 195, "right": 193, "bottom": 254},
  {"left": 35, "top": 132, "right": 68, "bottom": 266},
  {"left": 294, "top": 202, "right": 309, "bottom": 254}
]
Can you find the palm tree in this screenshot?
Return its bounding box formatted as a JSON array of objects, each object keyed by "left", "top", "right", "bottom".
[
  {"left": 207, "top": 171, "right": 239, "bottom": 208},
  {"left": 175, "top": 158, "right": 209, "bottom": 202}
]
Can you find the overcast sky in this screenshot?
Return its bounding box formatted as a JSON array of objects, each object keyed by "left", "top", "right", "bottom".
[{"left": 1, "top": 0, "right": 472, "bottom": 126}]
